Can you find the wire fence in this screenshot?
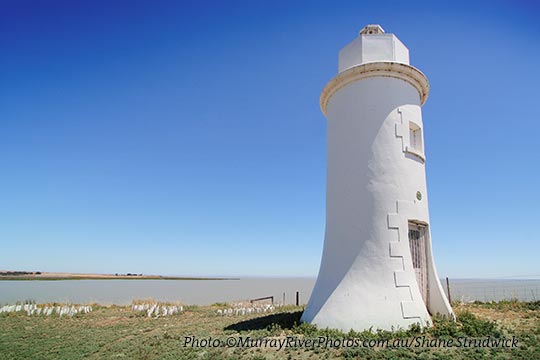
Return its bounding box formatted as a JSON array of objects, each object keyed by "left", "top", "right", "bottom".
[{"left": 443, "top": 279, "right": 540, "bottom": 303}]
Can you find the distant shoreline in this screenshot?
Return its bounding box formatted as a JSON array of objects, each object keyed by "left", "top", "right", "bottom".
[{"left": 0, "top": 272, "right": 239, "bottom": 281}]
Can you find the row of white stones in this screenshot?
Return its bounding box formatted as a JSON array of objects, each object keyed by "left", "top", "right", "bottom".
[
  {"left": 216, "top": 303, "right": 275, "bottom": 316},
  {"left": 131, "top": 303, "right": 184, "bottom": 317},
  {"left": 0, "top": 303, "right": 93, "bottom": 317}
]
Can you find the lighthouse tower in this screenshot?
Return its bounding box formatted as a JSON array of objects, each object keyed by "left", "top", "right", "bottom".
[{"left": 302, "top": 25, "right": 453, "bottom": 331}]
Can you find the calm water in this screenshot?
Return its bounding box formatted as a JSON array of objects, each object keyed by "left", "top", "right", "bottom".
[
  {"left": 0, "top": 278, "right": 316, "bottom": 305},
  {"left": 0, "top": 278, "right": 539, "bottom": 305}
]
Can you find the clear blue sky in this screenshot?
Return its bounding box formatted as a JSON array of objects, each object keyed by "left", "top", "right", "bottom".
[{"left": 1, "top": 0, "right": 538, "bottom": 278}]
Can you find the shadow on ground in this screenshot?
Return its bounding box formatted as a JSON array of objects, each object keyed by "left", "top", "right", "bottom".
[{"left": 224, "top": 311, "right": 303, "bottom": 332}]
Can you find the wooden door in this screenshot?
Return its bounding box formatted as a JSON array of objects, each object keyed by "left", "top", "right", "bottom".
[{"left": 408, "top": 223, "right": 429, "bottom": 307}]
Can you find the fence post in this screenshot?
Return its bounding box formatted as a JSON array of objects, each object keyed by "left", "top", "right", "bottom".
[
  {"left": 282, "top": 292, "right": 285, "bottom": 306},
  {"left": 446, "top": 277, "right": 452, "bottom": 303},
  {"left": 295, "top": 291, "right": 299, "bottom": 306}
]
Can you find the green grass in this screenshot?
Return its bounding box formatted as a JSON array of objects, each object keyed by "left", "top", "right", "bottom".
[
  {"left": 467, "top": 300, "right": 540, "bottom": 311},
  {"left": 0, "top": 302, "right": 539, "bottom": 359}
]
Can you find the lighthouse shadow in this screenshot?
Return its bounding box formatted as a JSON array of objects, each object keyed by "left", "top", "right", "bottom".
[{"left": 224, "top": 311, "right": 303, "bottom": 332}]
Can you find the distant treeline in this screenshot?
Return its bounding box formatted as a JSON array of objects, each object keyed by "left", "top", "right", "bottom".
[
  {"left": 114, "top": 273, "right": 143, "bottom": 276},
  {"left": 0, "top": 271, "right": 42, "bottom": 276}
]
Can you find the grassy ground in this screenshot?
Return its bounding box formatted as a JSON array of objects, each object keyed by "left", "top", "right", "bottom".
[{"left": 0, "top": 301, "right": 539, "bottom": 359}]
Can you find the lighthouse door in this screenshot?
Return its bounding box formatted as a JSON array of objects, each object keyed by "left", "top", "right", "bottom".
[{"left": 408, "top": 223, "right": 429, "bottom": 307}]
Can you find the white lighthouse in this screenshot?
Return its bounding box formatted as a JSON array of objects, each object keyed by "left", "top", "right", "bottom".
[{"left": 302, "top": 25, "right": 454, "bottom": 332}]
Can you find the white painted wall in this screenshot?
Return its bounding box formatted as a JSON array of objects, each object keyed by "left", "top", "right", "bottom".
[
  {"left": 338, "top": 33, "right": 409, "bottom": 72},
  {"left": 302, "top": 27, "right": 453, "bottom": 332}
]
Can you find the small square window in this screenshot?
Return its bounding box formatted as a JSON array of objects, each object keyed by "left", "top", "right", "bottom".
[{"left": 409, "top": 121, "right": 423, "bottom": 154}]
